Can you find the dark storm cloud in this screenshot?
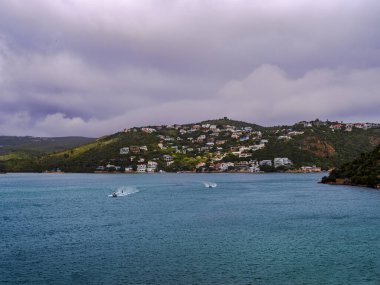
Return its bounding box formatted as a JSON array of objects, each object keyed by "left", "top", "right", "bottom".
[{"left": 0, "top": 0, "right": 379, "bottom": 136}]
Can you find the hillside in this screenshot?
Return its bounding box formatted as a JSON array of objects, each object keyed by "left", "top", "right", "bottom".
[
  {"left": 197, "top": 118, "right": 264, "bottom": 130},
  {"left": 2, "top": 118, "right": 380, "bottom": 173},
  {"left": 321, "top": 144, "right": 380, "bottom": 188},
  {"left": 0, "top": 136, "right": 94, "bottom": 154},
  {"left": 0, "top": 136, "right": 94, "bottom": 171}
]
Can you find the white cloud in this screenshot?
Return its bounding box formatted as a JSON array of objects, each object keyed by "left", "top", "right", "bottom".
[{"left": 216, "top": 65, "right": 380, "bottom": 124}]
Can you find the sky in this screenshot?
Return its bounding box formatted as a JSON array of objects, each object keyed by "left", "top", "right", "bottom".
[{"left": 0, "top": 0, "right": 380, "bottom": 137}]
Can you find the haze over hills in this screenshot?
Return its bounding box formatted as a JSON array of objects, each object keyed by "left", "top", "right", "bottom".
[{"left": 2, "top": 118, "right": 379, "bottom": 173}]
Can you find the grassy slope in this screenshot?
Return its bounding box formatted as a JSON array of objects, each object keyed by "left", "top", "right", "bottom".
[
  {"left": 3, "top": 119, "right": 380, "bottom": 172},
  {"left": 0, "top": 136, "right": 94, "bottom": 171},
  {"left": 254, "top": 127, "right": 380, "bottom": 169},
  {"left": 0, "top": 136, "right": 94, "bottom": 155}
]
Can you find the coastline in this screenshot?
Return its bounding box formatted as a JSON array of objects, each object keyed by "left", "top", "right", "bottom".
[
  {"left": 3, "top": 170, "right": 328, "bottom": 175},
  {"left": 321, "top": 180, "right": 380, "bottom": 189}
]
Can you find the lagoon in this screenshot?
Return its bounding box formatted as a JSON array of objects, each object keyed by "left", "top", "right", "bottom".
[{"left": 1, "top": 173, "right": 380, "bottom": 284}]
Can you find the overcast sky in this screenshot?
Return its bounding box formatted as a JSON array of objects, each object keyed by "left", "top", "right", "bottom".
[{"left": 0, "top": 0, "right": 379, "bottom": 137}]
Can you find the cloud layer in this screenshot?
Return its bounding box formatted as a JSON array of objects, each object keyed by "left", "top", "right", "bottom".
[{"left": 0, "top": 0, "right": 379, "bottom": 136}]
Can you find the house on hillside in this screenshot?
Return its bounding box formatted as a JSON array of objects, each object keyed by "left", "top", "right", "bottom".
[
  {"left": 130, "top": 146, "right": 140, "bottom": 154},
  {"left": 137, "top": 164, "right": 147, "bottom": 173},
  {"left": 124, "top": 166, "right": 133, "bottom": 172},
  {"left": 197, "top": 135, "right": 206, "bottom": 142},
  {"left": 147, "top": 161, "right": 158, "bottom": 172},
  {"left": 300, "top": 166, "right": 321, "bottom": 172},
  {"left": 288, "top": 131, "right": 304, "bottom": 136},
  {"left": 235, "top": 161, "right": 250, "bottom": 171},
  {"left": 163, "top": 155, "right": 174, "bottom": 166},
  {"left": 142, "top": 127, "right": 156, "bottom": 133},
  {"left": 330, "top": 124, "right": 343, "bottom": 131},
  {"left": 220, "top": 162, "right": 234, "bottom": 171},
  {"left": 278, "top": 135, "right": 292, "bottom": 140},
  {"left": 120, "top": 147, "right": 130, "bottom": 154},
  {"left": 259, "top": 160, "right": 272, "bottom": 166},
  {"left": 140, "top": 146, "right": 148, "bottom": 151},
  {"left": 274, "top": 157, "right": 292, "bottom": 168}
]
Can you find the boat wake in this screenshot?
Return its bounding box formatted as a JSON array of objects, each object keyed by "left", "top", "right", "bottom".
[
  {"left": 108, "top": 186, "right": 139, "bottom": 197},
  {"left": 203, "top": 182, "right": 217, "bottom": 188}
]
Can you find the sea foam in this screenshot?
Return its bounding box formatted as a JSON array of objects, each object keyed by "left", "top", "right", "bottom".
[
  {"left": 203, "top": 182, "right": 217, "bottom": 188},
  {"left": 108, "top": 186, "right": 139, "bottom": 197}
]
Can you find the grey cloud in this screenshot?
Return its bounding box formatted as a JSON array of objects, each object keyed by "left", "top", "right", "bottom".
[{"left": 0, "top": 0, "right": 379, "bottom": 136}]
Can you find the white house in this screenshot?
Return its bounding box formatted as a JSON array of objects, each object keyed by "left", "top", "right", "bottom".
[
  {"left": 288, "top": 131, "right": 304, "bottom": 136},
  {"left": 278, "top": 135, "right": 292, "bottom": 140},
  {"left": 119, "top": 147, "right": 130, "bottom": 154},
  {"left": 274, "top": 157, "right": 292, "bottom": 168},
  {"left": 251, "top": 144, "right": 265, "bottom": 151},
  {"left": 142, "top": 127, "right": 156, "bottom": 133},
  {"left": 147, "top": 161, "right": 158, "bottom": 172},
  {"left": 220, "top": 162, "right": 234, "bottom": 171},
  {"left": 124, "top": 166, "right": 133, "bottom": 172},
  {"left": 163, "top": 155, "right": 173, "bottom": 162},
  {"left": 197, "top": 135, "right": 206, "bottom": 142},
  {"left": 259, "top": 160, "right": 272, "bottom": 166},
  {"left": 137, "top": 164, "right": 147, "bottom": 173},
  {"left": 249, "top": 166, "right": 260, "bottom": 172},
  {"left": 140, "top": 145, "right": 148, "bottom": 151}
]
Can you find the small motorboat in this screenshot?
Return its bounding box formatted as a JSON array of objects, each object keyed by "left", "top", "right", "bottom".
[
  {"left": 112, "top": 192, "right": 118, "bottom": 197},
  {"left": 204, "top": 182, "right": 217, "bottom": 188}
]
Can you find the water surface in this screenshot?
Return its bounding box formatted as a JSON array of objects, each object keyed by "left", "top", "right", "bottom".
[{"left": 1, "top": 173, "right": 379, "bottom": 284}]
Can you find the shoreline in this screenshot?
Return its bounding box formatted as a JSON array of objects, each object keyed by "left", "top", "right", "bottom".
[
  {"left": 2, "top": 171, "right": 328, "bottom": 175},
  {"left": 321, "top": 181, "right": 380, "bottom": 189}
]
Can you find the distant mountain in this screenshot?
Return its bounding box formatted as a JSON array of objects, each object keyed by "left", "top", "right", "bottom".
[
  {"left": 0, "top": 136, "right": 94, "bottom": 154},
  {"left": 322, "top": 144, "right": 380, "bottom": 188},
  {"left": 2, "top": 118, "right": 380, "bottom": 173},
  {"left": 0, "top": 136, "right": 94, "bottom": 170}
]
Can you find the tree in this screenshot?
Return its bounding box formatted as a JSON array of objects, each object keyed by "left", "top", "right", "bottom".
[{"left": 0, "top": 162, "right": 6, "bottom": 173}]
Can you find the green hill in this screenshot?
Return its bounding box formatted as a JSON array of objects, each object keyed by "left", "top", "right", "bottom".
[
  {"left": 2, "top": 119, "right": 380, "bottom": 173},
  {"left": 197, "top": 117, "right": 264, "bottom": 130},
  {"left": 0, "top": 136, "right": 94, "bottom": 171},
  {"left": 321, "top": 144, "right": 380, "bottom": 188},
  {"left": 0, "top": 136, "right": 94, "bottom": 154}
]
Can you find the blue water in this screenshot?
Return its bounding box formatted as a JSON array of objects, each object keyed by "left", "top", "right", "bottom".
[{"left": 1, "top": 173, "right": 380, "bottom": 285}]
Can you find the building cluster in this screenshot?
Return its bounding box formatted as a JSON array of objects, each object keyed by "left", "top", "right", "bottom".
[
  {"left": 329, "top": 122, "right": 379, "bottom": 132},
  {"left": 205, "top": 157, "right": 295, "bottom": 173},
  {"left": 96, "top": 119, "right": 380, "bottom": 173},
  {"left": 296, "top": 119, "right": 379, "bottom": 132}
]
